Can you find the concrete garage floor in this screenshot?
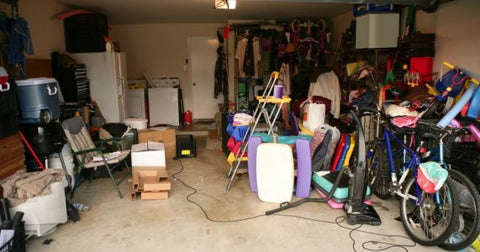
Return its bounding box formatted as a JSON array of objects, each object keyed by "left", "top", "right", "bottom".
[{"left": 26, "top": 136, "right": 448, "bottom": 252}]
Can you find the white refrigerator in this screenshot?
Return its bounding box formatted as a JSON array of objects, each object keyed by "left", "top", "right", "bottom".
[{"left": 71, "top": 52, "right": 128, "bottom": 123}]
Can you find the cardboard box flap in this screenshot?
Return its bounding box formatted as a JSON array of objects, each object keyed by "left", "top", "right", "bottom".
[
  {"left": 147, "top": 141, "right": 165, "bottom": 151},
  {"left": 138, "top": 128, "right": 176, "bottom": 159},
  {"left": 131, "top": 142, "right": 147, "bottom": 152},
  {"left": 131, "top": 141, "right": 165, "bottom": 152}
]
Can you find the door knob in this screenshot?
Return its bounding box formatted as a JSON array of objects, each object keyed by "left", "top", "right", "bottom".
[{"left": 193, "top": 82, "right": 196, "bottom": 86}]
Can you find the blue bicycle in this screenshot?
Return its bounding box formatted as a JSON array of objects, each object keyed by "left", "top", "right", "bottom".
[{"left": 365, "top": 110, "right": 460, "bottom": 246}]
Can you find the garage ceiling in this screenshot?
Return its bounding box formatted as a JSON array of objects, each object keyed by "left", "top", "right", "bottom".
[
  {"left": 54, "top": 0, "right": 356, "bottom": 24},
  {"left": 56, "top": 0, "right": 442, "bottom": 24},
  {"left": 55, "top": 0, "right": 447, "bottom": 24}
]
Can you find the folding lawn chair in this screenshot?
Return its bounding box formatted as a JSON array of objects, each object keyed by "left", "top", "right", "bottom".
[{"left": 61, "top": 117, "right": 131, "bottom": 198}]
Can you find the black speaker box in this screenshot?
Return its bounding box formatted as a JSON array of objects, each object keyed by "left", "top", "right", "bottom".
[{"left": 64, "top": 13, "right": 108, "bottom": 53}]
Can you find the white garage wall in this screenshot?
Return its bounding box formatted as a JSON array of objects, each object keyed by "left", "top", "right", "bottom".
[
  {"left": 110, "top": 23, "right": 222, "bottom": 111},
  {"left": 328, "top": 10, "right": 354, "bottom": 52},
  {"left": 417, "top": 0, "right": 480, "bottom": 80}
]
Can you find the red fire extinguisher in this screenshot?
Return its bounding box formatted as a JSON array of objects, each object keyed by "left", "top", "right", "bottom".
[{"left": 184, "top": 110, "right": 193, "bottom": 125}]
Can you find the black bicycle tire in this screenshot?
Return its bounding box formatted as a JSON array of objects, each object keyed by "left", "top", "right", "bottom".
[
  {"left": 369, "top": 141, "right": 392, "bottom": 200},
  {"left": 439, "top": 169, "right": 480, "bottom": 251},
  {"left": 399, "top": 176, "right": 460, "bottom": 246}
]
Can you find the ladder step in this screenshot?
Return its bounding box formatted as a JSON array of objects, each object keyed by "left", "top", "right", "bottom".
[
  {"left": 256, "top": 96, "right": 291, "bottom": 104},
  {"left": 227, "top": 152, "right": 248, "bottom": 166}
]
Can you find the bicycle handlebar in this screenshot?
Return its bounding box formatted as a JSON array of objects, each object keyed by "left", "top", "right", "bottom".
[
  {"left": 417, "top": 119, "right": 466, "bottom": 136},
  {"left": 299, "top": 37, "right": 319, "bottom": 43}
]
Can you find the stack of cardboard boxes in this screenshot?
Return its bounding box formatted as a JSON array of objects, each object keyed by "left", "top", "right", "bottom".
[{"left": 130, "top": 139, "right": 173, "bottom": 200}]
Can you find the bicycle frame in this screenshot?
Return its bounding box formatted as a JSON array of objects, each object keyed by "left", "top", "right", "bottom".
[{"left": 377, "top": 127, "right": 423, "bottom": 204}]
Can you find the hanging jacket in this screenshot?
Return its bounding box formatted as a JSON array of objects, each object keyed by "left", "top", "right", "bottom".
[
  {"left": 3, "top": 17, "right": 34, "bottom": 65},
  {"left": 214, "top": 46, "right": 228, "bottom": 99}
]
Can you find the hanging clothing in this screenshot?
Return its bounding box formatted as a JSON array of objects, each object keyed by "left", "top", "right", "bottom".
[
  {"left": 308, "top": 70, "right": 341, "bottom": 119},
  {"left": 3, "top": 17, "right": 34, "bottom": 64},
  {"left": 244, "top": 34, "right": 255, "bottom": 76},
  {"left": 291, "top": 71, "right": 311, "bottom": 101},
  {"left": 214, "top": 46, "right": 228, "bottom": 99},
  {"left": 235, "top": 37, "right": 261, "bottom": 78}
]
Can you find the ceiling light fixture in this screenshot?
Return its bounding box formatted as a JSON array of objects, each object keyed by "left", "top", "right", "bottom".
[{"left": 215, "top": 0, "right": 236, "bottom": 10}]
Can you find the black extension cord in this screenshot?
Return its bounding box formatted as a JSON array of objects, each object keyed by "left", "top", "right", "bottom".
[{"left": 173, "top": 159, "right": 416, "bottom": 252}]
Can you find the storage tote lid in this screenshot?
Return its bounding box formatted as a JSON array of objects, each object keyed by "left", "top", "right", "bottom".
[
  {"left": 123, "top": 118, "right": 148, "bottom": 130},
  {"left": 16, "top": 77, "right": 57, "bottom": 86}
]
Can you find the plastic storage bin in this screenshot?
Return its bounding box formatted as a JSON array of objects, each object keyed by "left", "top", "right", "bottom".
[
  {"left": 123, "top": 118, "right": 148, "bottom": 130},
  {"left": 16, "top": 78, "right": 60, "bottom": 124},
  {"left": 353, "top": 3, "right": 394, "bottom": 16},
  {"left": 176, "top": 135, "right": 196, "bottom": 158},
  {"left": 10, "top": 181, "right": 67, "bottom": 237}
]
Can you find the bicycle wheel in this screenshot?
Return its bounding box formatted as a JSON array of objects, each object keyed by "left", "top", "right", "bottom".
[
  {"left": 439, "top": 169, "right": 480, "bottom": 251},
  {"left": 399, "top": 176, "right": 460, "bottom": 246},
  {"left": 367, "top": 141, "right": 391, "bottom": 199}
]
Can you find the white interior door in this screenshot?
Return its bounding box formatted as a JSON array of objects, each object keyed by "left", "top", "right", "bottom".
[{"left": 188, "top": 37, "right": 221, "bottom": 120}]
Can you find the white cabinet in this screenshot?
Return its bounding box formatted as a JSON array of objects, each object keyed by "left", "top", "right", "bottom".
[
  {"left": 148, "top": 87, "right": 180, "bottom": 126},
  {"left": 71, "top": 52, "right": 128, "bottom": 123},
  {"left": 355, "top": 13, "right": 399, "bottom": 49},
  {"left": 126, "top": 88, "right": 147, "bottom": 119}
]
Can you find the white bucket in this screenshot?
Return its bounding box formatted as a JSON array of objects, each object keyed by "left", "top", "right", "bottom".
[
  {"left": 124, "top": 118, "right": 148, "bottom": 130},
  {"left": 47, "top": 143, "right": 75, "bottom": 188}
]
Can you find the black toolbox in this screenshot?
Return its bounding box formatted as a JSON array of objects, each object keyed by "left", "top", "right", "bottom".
[{"left": 176, "top": 135, "right": 196, "bottom": 159}]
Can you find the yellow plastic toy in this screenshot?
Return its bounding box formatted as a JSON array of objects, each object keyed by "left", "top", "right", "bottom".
[
  {"left": 343, "top": 134, "right": 356, "bottom": 167},
  {"left": 296, "top": 118, "right": 313, "bottom": 136},
  {"left": 227, "top": 152, "right": 248, "bottom": 166},
  {"left": 425, "top": 83, "right": 440, "bottom": 96}
]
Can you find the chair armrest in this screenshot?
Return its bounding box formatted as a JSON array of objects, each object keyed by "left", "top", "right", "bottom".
[
  {"left": 73, "top": 146, "right": 105, "bottom": 156},
  {"left": 95, "top": 137, "right": 122, "bottom": 145}
]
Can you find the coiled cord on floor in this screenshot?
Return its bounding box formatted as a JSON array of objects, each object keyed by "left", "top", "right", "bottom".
[
  {"left": 173, "top": 159, "right": 416, "bottom": 251},
  {"left": 172, "top": 159, "right": 264, "bottom": 222}
]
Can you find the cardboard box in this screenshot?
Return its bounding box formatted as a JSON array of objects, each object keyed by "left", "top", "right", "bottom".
[
  {"left": 132, "top": 167, "right": 171, "bottom": 192},
  {"left": 131, "top": 190, "right": 169, "bottom": 200},
  {"left": 131, "top": 167, "right": 171, "bottom": 200},
  {"left": 131, "top": 141, "right": 166, "bottom": 167},
  {"left": 138, "top": 128, "right": 176, "bottom": 158},
  {"left": 140, "top": 191, "right": 169, "bottom": 200}
]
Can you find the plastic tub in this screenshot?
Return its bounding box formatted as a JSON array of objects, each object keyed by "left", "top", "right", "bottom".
[
  {"left": 16, "top": 78, "right": 60, "bottom": 124},
  {"left": 123, "top": 118, "right": 148, "bottom": 130},
  {"left": 10, "top": 181, "right": 67, "bottom": 237}
]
